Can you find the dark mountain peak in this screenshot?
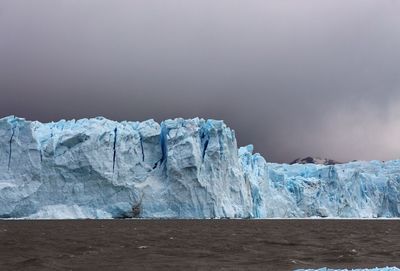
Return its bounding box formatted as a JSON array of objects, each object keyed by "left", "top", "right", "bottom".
[{"left": 290, "top": 156, "right": 341, "bottom": 165}]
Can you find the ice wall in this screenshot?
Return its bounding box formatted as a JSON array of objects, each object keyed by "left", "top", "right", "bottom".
[{"left": 0, "top": 116, "right": 399, "bottom": 219}]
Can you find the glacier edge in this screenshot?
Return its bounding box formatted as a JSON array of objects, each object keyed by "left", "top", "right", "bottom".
[{"left": 0, "top": 116, "right": 399, "bottom": 219}]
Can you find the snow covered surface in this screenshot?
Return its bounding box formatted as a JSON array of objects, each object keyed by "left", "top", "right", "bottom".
[
  {"left": 0, "top": 116, "right": 399, "bottom": 219},
  {"left": 290, "top": 156, "right": 340, "bottom": 165},
  {"left": 295, "top": 268, "right": 400, "bottom": 271}
]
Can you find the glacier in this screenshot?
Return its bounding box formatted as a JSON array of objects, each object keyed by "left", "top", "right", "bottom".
[{"left": 0, "top": 116, "right": 399, "bottom": 219}]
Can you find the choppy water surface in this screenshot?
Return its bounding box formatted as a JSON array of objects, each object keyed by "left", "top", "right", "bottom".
[{"left": 0, "top": 219, "right": 399, "bottom": 270}]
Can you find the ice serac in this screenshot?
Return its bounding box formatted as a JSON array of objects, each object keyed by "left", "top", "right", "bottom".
[{"left": 0, "top": 116, "right": 399, "bottom": 219}]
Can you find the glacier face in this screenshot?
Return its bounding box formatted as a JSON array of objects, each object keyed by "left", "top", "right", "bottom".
[{"left": 0, "top": 116, "right": 399, "bottom": 219}]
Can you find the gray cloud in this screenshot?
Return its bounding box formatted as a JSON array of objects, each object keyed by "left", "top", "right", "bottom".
[{"left": 1, "top": 0, "right": 400, "bottom": 162}]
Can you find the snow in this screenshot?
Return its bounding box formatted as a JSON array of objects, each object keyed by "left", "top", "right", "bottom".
[{"left": 0, "top": 116, "right": 399, "bottom": 219}]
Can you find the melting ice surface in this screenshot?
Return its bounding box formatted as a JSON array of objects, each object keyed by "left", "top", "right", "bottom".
[{"left": 0, "top": 116, "right": 399, "bottom": 219}]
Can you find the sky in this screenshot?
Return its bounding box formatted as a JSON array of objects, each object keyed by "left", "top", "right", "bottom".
[{"left": 1, "top": 0, "right": 400, "bottom": 163}]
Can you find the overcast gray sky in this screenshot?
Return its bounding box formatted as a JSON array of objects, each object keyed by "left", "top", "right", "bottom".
[{"left": 1, "top": 0, "right": 400, "bottom": 162}]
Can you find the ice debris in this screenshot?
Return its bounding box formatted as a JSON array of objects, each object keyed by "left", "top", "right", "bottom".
[{"left": 295, "top": 267, "right": 400, "bottom": 271}]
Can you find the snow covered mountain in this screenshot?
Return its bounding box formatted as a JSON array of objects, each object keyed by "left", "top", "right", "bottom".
[
  {"left": 290, "top": 157, "right": 341, "bottom": 165},
  {"left": 0, "top": 116, "right": 399, "bottom": 219}
]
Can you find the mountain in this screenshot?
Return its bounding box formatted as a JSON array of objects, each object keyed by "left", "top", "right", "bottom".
[
  {"left": 0, "top": 116, "right": 399, "bottom": 219},
  {"left": 290, "top": 157, "right": 342, "bottom": 165}
]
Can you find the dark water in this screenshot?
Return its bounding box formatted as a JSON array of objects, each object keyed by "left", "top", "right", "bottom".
[{"left": 0, "top": 220, "right": 399, "bottom": 270}]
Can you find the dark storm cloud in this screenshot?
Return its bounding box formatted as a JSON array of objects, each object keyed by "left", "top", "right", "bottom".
[{"left": 1, "top": 0, "right": 400, "bottom": 162}]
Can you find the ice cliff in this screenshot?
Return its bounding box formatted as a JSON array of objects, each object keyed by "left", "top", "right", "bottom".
[{"left": 0, "top": 116, "right": 399, "bottom": 219}]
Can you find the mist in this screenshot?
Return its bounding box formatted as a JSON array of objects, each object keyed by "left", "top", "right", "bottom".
[{"left": 1, "top": 0, "right": 400, "bottom": 162}]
